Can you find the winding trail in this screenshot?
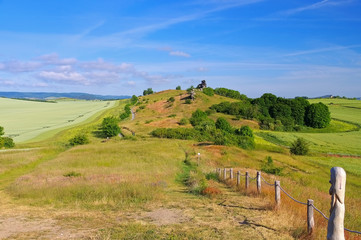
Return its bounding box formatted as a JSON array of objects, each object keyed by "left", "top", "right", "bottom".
[{"left": 131, "top": 107, "right": 135, "bottom": 121}]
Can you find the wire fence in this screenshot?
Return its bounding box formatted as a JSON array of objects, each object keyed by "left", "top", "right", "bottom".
[{"left": 217, "top": 167, "right": 361, "bottom": 235}]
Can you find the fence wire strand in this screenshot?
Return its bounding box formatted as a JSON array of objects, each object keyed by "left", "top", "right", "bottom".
[
  {"left": 279, "top": 186, "right": 308, "bottom": 205},
  {"left": 260, "top": 175, "right": 275, "bottom": 186},
  {"left": 217, "top": 169, "right": 361, "bottom": 235}
]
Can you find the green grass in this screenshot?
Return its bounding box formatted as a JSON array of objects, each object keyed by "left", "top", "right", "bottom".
[{"left": 0, "top": 97, "right": 116, "bottom": 143}]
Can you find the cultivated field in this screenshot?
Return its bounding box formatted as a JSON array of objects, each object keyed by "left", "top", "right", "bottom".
[{"left": 0, "top": 98, "right": 116, "bottom": 143}]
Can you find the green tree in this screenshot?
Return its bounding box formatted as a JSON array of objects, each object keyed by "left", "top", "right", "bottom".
[
  {"left": 0, "top": 126, "right": 4, "bottom": 136},
  {"left": 143, "top": 88, "right": 154, "bottom": 96},
  {"left": 176, "top": 86, "right": 181, "bottom": 90},
  {"left": 101, "top": 117, "right": 121, "bottom": 137},
  {"left": 0, "top": 126, "right": 14, "bottom": 148},
  {"left": 130, "top": 95, "right": 138, "bottom": 104},
  {"left": 290, "top": 138, "right": 309, "bottom": 155},
  {"left": 305, "top": 102, "right": 331, "bottom": 128}
]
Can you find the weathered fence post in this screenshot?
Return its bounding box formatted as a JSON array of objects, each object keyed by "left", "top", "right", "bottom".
[
  {"left": 245, "top": 172, "right": 249, "bottom": 190},
  {"left": 327, "top": 167, "right": 346, "bottom": 240},
  {"left": 237, "top": 171, "right": 240, "bottom": 186},
  {"left": 307, "top": 199, "right": 314, "bottom": 234},
  {"left": 217, "top": 168, "right": 221, "bottom": 178},
  {"left": 275, "top": 180, "right": 281, "bottom": 206},
  {"left": 230, "top": 168, "right": 233, "bottom": 180},
  {"left": 223, "top": 168, "right": 227, "bottom": 181},
  {"left": 257, "top": 171, "right": 261, "bottom": 194}
]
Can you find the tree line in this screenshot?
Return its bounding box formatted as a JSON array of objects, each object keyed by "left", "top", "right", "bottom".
[{"left": 210, "top": 90, "right": 331, "bottom": 131}]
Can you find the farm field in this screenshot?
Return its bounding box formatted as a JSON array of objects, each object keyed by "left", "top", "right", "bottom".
[
  {"left": 0, "top": 98, "right": 116, "bottom": 143},
  {"left": 256, "top": 98, "right": 361, "bottom": 155},
  {"left": 0, "top": 91, "right": 360, "bottom": 239}
]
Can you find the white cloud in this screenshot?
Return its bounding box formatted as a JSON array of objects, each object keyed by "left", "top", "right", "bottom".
[
  {"left": 37, "top": 71, "right": 86, "bottom": 84},
  {"left": 38, "top": 53, "right": 77, "bottom": 65},
  {"left": 169, "top": 51, "right": 191, "bottom": 58},
  {"left": 0, "top": 60, "right": 42, "bottom": 73}
]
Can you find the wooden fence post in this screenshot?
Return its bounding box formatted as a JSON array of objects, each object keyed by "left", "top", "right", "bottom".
[
  {"left": 230, "top": 168, "right": 233, "bottom": 180},
  {"left": 307, "top": 199, "right": 314, "bottom": 234},
  {"left": 245, "top": 172, "right": 249, "bottom": 190},
  {"left": 223, "top": 168, "right": 227, "bottom": 181},
  {"left": 237, "top": 171, "right": 240, "bottom": 186},
  {"left": 275, "top": 181, "right": 281, "bottom": 206},
  {"left": 257, "top": 171, "right": 261, "bottom": 194},
  {"left": 217, "top": 168, "right": 221, "bottom": 178}
]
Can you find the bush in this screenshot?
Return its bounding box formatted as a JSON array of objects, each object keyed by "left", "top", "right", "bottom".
[
  {"left": 185, "top": 99, "right": 192, "bottom": 104},
  {"left": 167, "top": 97, "right": 175, "bottom": 102},
  {"left": 236, "top": 126, "right": 253, "bottom": 138},
  {"left": 261, "top": 156, "right": 283, "bottom": 175},
  {"left": 63, "top": 171, "right": 81, "bottom": 177},
  {"left": 130, "top": 95, "right": 138, "bottom": 104},
  {"left": 290, "top": 138, "right": 309, "bottom": 155},
  {"left": 179, "top": 118, "right": 189, "bottom": 125},
  {"left": 189, "top": 109, "right": 208, "bottom": 126},
  {"left": 69, "top": 133, "right": 89, "bottom": 146},
  {"left": 203, "top": 87, "right": 214, "bottom": 96},
  {"left": 176, "top": 86, "right": 181, "bottom": 90},
  {"left": 215, "top": 117, "right": 233, "bottom": 133},
  {"left": 150, "top": 128, "right": 199, "bottom": 140},
  {"left": 101, "top": 117, "right": 121, "bottom": 137},
  {"left": 2, "top": 137, "right": 15, "bottom": 148}
]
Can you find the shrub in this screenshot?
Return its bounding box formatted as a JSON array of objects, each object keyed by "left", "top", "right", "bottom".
[
  {"left": 150, "top": 128, "right": 199, "bottom": 140},
  {"left": 215, "top": 117, "right": 233, "bottom": 133},
  {"left": 176, "top": 86, "right": 181, "bottom": 90},
  {"left": 101, "top": 117, "right": 121, "bottom": 137},
  {"left": 185, "top": 99, "right": 192, "bottom": 104},
  {"left": 63, "top": 171, "right": 81, "bottom": 177},
  {"left": 69, "top": 133, "right": 89, "bottom": 146},
  {"left": 189, "top": 109, "right": 208, "bottom": 126},
  {"left": 130, "top": 95, "right": 138, "bottom": 104},
  {"left": 236, "top": 126, "right": 253, "bottom": 138},
  {"left": 168, "top": 114, "right": 176, "bottom": 118},
  {"left": 203, "top": 87, "right": 214, "bottom": 96},
  {"left": 186, "top": 86, "right": 194, "bottom": 94},
  {"left": 2, "top": 137, "right": 15, "bottom": 148},
  {"left": 179, "top": 118, "right": 189, "bottom": 125},
  {"left": 261, "top": 156, "right": 283, "bottom": 175},
  {"left": 290, "top": 138, "right": 309, "bottom": 155}
]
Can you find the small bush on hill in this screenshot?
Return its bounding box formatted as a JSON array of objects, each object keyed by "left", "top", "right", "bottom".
[
  {"left": 261, "top": 156, "right": 283, "bottom": 175},
  {"left": 189, "top": 109, "right": 209, "bottom": 126},
  {"left": 290, "top": 138, "right": 309, "bottom": 155},
  {"left": 167, "top": 97, "right": 175, "bottom": 102},
  {"left": 101, "top": 117, "right": 121, "bottom": 137},
  {"left": 203, "top": 87, "right": 214, "bottom": 96},
  {"left": 179, "top": 118, "right": 189, "bottom": 125},
  {"left": 185, "top": 99, "right": 192, "bottom": 104},
  {"left": 63, "top": 171, "right": 81, "bottom": 177},
  {"left": 69, "top": 133, "right": 89, "bottom": 146},
  {"left": 215, "top": 117, "right": 233, "bottom": 133},
  {"left": 120, "top": 104, "right": 132, "bottom": 120},
  {"left": 235, "top": 126, "right": 253, "bottom": 138},
  {"left": 214, "top": 87, "right": 248, "bottom": 100},
  {"left": 130, "top": 95, "right": 138, "bottom": 104},
  {"left": 150, "top": 128, "right": 199, "bottom": 140},
  {"left": 0, "top": 126, "right": 14, "bottom": 149},
  {"left": 176, "top": 86, "right": 181, "bottom": 90}
]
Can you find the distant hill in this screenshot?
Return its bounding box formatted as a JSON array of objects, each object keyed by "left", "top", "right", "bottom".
[{"left": 0, "top": 92, "right": 130, "bottom": 100}]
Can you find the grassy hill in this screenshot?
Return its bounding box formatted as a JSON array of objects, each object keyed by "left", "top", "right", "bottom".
[{"left": 0, "top": 90, "right": 360, "bottom": 239}]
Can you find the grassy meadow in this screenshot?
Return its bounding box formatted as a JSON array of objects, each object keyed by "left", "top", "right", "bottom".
[{"left": 0, "top": 91, "right": 360, "bottom": 239}]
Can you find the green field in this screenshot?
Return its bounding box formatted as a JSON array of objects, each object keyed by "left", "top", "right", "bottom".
[
  {"left": 0, "top": 98, "right": 116, "bottom": 143},
  {"left": 256, "top": 98, "right": 361, "bottom": 155}
]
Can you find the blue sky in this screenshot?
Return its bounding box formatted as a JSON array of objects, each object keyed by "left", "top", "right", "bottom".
[{"left": 0, "top": 0, "right": 360, "bottom": 98}]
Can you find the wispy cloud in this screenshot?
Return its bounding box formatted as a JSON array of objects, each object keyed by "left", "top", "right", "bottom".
[
  {"left": 284, "top": 44, "right": 361, "bottom": 57},
  {"left": 281, "top": 0, "right": 353, "bottom": 16},
  {"left": 169, "top": 51, "right": 191, "bottom": 58}
]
